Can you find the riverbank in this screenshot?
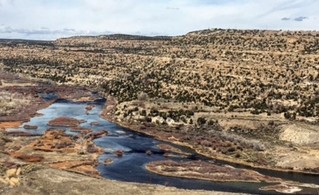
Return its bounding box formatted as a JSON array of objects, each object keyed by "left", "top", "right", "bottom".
[
  {"left": 1, "top": 168, "right": 246, "bottom": 195},
  {"left": 0, "top": 98, "right": 248, "bottom": 195},
  {"left": 100, "top": 101, "right": 319, "bottom": 193},
  {"left": 0, "top": 71, "right": 94, "bottom": 129},
  {"left": 101, "top": 98, "right": 319, "bottom": 176}
]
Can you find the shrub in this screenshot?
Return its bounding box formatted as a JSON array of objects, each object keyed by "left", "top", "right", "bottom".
[{"left": 197, "top": 117, "right": 206, "bottom": 126}]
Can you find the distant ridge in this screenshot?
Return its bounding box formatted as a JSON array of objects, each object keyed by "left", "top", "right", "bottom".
[
  {"left": 60, "top": 34, "right": 172, "bottom": 41},
  {"left": 0, "top": 39, "right": 53, "bottom": 46},
  {"left": 2, "top": 28, "right": 319, "bottom": 43},
  {"left": 187, "top": 28, "right": 319, "bottom": 36}
]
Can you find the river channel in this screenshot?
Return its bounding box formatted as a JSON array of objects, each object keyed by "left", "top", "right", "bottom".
[{"left": 8, "top": 99, "right": 319, "bottom": 195}]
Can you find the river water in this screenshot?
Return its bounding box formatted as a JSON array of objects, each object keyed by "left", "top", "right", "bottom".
[{"left": 8, "top": 99, "right": 319, "bottom": 195}]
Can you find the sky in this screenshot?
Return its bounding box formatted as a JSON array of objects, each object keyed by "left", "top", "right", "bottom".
[{"left": 0, "top": 0, "right": 318, "bottom": 40}]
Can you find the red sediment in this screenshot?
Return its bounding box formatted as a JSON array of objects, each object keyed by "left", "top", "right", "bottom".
[
  {"left": 48, "top": 117, "right": 81, "bottom": 127},
  {"left": 11, "top": 153, "right": 44, "bottom": 162}
]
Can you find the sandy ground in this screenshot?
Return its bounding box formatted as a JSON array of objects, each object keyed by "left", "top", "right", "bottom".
[
  {"left": 0, "top": 122, "right": 23, "bottom": 129},
  {"left": 0, "top": 168, "right": 247, "bottom": 195},
  {"left": 279, "top": 123, "right": 319, "bottom": 145}
]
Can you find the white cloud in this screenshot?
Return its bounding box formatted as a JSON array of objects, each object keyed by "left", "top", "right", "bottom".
[{"left": 0, "top": 0, "right": 318, "bottom": 40}]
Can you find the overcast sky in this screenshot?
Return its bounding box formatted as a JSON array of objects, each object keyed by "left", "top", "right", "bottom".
[{"left": 0, "top": 0, "right": 318, "bottom": 40}]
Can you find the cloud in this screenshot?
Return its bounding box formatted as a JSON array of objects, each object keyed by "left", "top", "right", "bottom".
[
  {"left": 281, "top": 16, "right": 309, "bottom": 22},
  {"left": 0, "top": 0, "right": 318, "bottom": 40},
  {"left": 0, "top": 25, "right": 112, "bottom": 40},
  {"left": 281, "top": 17, "right": 291, "bottom": 21},
  {"left": 294, "top": 16, "right": 308, "bottom": 21}
]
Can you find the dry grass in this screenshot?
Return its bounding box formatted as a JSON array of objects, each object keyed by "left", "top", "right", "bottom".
[{"left": 0, "top": 92, "right": 31, "bottom": 116}]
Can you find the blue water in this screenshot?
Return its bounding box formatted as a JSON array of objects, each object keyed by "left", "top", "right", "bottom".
[{"left": 7, "top": 99, "right": 319, "bottom": 195}]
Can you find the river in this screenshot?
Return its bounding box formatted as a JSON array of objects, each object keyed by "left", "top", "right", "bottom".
[{"left": 7, "top": 99, "right": 319, "bottom": 195}]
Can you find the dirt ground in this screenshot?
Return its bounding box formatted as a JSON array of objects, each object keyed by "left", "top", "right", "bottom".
[{"left": 0, "top": 168, "right": 246, "bottom": 195}]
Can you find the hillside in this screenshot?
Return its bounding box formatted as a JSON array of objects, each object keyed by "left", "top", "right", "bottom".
[
  {"left": 0, "top": 29, "right": 319, "bottom": 173},
  {"left": 1, "top": 29, "right": 318, "bottom": 117}
]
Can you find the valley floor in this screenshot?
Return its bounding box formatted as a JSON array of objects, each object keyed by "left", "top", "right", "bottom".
[
  {"left": 102, "top": 98, "right": 319, "bottom": 175},
  {"left": 0, "top": 72, "right": 242, "bottom": 195},
  {"left": 1, "top": 168, "right": 244, "bottom": 195}
]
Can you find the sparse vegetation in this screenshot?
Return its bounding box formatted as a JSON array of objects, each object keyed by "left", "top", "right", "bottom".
[
  {"left": 1, "top": 29, "right": 319, "bottom": 174},
  {"left": 0, "top": 29, "right": 318, "bottom": 119},
  {"left": 0, "top": 92, "right": 31, "bottom": 116}
]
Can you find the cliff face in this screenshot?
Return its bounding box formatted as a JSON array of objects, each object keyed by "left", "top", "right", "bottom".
[{"left": 0, "top": 29, "right": 318, "bottom": 119}]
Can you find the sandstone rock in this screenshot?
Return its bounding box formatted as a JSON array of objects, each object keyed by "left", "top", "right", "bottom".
[
  {"left": 15, "top": 167, "right": 21, "bottom": 176},
  {"left": 6, "top": 168, "right": 17, "bottom": 178},
  {"left": 0, "top": 177, "right": 8, "bottom": 185},
  {"left": 8, "top": 177, "right": 19, "bottom": 187}
]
